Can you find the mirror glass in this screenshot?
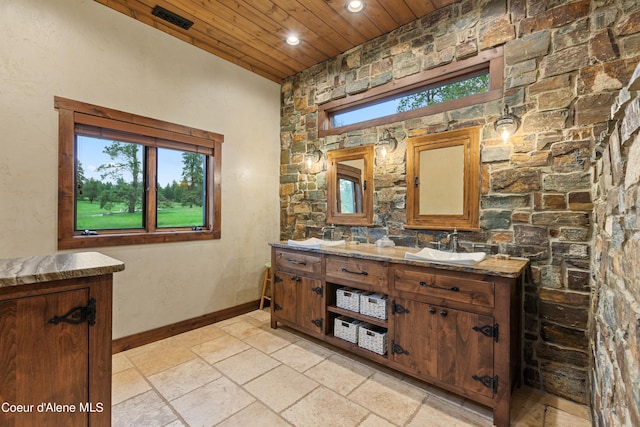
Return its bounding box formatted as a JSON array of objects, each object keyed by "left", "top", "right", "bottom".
[
  {"left": 406, "top": 127, "right": 480, "bottom": 230},
  {"left": 419, "top": 145, "right": 464, "bottom": 215},
  {"left": 327, "top": 146, "right": 373, "bottom": 226},
  {"left": 337, "top": 159, "right": 364, "bottom": 214}
]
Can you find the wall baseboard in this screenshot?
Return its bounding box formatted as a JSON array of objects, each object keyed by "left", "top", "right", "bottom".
[{"left": 112, "top": 300, "right": 261, "bottom": 354}]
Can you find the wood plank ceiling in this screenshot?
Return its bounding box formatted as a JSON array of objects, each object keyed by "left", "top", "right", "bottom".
[{"left": 95, "top": 0, "right": 456, "bottom": 83}]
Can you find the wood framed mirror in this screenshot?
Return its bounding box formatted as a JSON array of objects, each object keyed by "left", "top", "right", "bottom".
[
  {"left": 326, "top": 145, "right": 374, "bottom": 226},
  {"left": 406, "top": 127, "right": 480, "bottom": 230}
]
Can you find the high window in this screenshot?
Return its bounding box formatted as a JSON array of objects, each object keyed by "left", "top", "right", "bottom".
[
  {"left": 55, "top": 97, "right": 222, "bottom": 249},
  {"left": 318, "top": 47, "right": 504, "bottom": 137}
]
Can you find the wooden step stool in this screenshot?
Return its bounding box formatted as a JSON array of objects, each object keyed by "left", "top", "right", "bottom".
[{"left": 260, "top": 262, "right": 272, "bottom": 309}]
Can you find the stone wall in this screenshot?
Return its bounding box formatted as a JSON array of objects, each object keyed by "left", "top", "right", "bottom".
[
  {"left": 590, "top": 63, "right": 640, "bottom": 425},
  {"left": 279, "top": 0, "right": 640, "bottom": 404}
]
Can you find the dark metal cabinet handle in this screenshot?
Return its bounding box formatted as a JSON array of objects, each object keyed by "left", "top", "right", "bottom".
[
  {"left": 49, "top": 298, "right": 96, "bottom": 326},
  {"left": 341, "top": 268, "right": 368, "bottom": 276},
  {"left": 419, "top": 281, "right": 459, "bottom": 292},
  {"left": 429, "top": 307, "right": 436, "bottom": 314},
  {"left": 439, "top": 310, "right": 447, "bottom": 317}
]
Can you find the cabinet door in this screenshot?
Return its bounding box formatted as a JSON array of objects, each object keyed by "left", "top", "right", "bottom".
[
  {"left": 0, "top": 288, "right": 90, "bottom": 427},
  {"left": 272, "top": 272, "right": 298, "bottom": 325},
  {"left": 437, "top": 305, "right": 495, "bottom": 398},
  {"left": 391, "top": 298, "right": 439, "bottom": 378},
  {"left": 296, "top": 278, "right": 323, "bottom": 335},
  {"left": 392, "top": 298, "right": 495, "bottom": 398}
]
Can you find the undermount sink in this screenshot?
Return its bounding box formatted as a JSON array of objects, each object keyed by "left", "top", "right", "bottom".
[
  {"left": 404, "top": 247, "right": 486, "bottom": 265},
  {"left": 287, "top": 238, "right": 346, "bottom": 248}
]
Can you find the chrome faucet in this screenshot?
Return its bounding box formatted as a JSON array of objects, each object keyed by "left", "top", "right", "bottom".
[
  {"left": 447, "top": 228, "right": 459, "bottom": 253},
  {"left": 322, "top": 224, "right": 336, "bottom": 240}
]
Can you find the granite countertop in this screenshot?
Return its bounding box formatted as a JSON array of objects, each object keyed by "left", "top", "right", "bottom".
[
  {"left": 270, "top": 241, "right": 529, "bottom": 278},
  {"left": 0, "top": 252, "right": 125, "bottom": 287}
]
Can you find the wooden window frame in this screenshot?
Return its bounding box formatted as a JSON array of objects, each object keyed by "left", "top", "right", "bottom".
[
  {"left": 318, "top": 47, "right": 503, "bottom": 137},
  {"left": 55, "top": 97, "right": 223, "bottom": 249}
]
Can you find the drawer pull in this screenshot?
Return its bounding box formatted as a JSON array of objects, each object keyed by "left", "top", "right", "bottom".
[
  {"left": 419, "top": 281, "right": 459, "bottom": 292},
  {"left": 439, "top": 310, "right": 447, "bottom": 317},
  {"left": 287, "top": 259, "right": 308, "bottom": 265},
  {"left": 429, "top": 307, "right": 436, "bottom": 314},
  {"left": 341, "top": 268, "right": 368, "bottom": 276}
]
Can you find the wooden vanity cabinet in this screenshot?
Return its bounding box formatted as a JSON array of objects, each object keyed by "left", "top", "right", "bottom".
[{"left": 270, "top": 244, "right": 525, "bottom": 427}]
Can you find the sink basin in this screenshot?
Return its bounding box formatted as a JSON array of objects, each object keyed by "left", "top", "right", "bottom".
[
  {"left": 287, "top": 238, "right": 346, "bottom": 248},
  {"left": 404, "top": 248, "right": 486, "bottom": 265}
]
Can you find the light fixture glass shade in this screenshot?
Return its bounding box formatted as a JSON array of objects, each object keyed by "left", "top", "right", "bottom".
[
  {"left": 346, "top": 1, "right": 365, "bottom": 13},
  {"left": 286, "top": 35, "right": 300, "bottom": 46},
  {"left": 377, "top": 129, "right": 397, "bottom": 158},
  {"left": 494, "top": 106, "right": 519, "bottom": 142},
  {"left": 305, "top": 148, "right": 323, "bottom": 168}
]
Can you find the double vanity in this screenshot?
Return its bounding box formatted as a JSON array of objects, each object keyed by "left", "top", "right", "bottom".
[{"left": 270, "top": 241, "right": 528, "bottom": 427}]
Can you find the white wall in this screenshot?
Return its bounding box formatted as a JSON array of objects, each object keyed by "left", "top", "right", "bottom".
[{"left": 0, "top": 0, "right": 281, "bottom": 338}]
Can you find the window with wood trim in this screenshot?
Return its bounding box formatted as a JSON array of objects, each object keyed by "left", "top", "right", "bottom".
[
  {"left": 318, "top": 47, "right": 504, "bottom": 137},
  {"left": 55, "top": 97, "right": 222, "bottom": 249}
]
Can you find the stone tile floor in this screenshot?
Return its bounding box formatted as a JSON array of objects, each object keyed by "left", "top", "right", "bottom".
[{"left": 112, "top": 309, "right": 592, "bottom": 427}]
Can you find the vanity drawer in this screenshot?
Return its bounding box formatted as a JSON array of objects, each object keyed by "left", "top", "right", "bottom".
[
  {"left": 326, "top": 256, "right": 388, "bottom": 290},
  {"left": 274, "top": 249, "right": 322, "bottom": 276},
  {"left": 393, "top": 267, "right": 494, "bottom": 308}
]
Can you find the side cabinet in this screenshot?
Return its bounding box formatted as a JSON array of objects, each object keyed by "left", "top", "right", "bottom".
[{"left": 0, "top": 274, "right": 115, "bottom": 427}]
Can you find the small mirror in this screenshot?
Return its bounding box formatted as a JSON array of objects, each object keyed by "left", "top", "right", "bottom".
[
  {"left": 406, "top": 127, "right": 480, "bottom": 230},
  {"left": 327, "top": 145, "right": 374, "bottom": 225}
]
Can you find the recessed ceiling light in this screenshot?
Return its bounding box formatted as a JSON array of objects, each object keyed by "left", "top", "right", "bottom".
[
  {"left": 346, "top": 0, "right": 365, "bottom": 13},
  {"left": 286, "top": 35, "right": 300, "bottom": 46}
]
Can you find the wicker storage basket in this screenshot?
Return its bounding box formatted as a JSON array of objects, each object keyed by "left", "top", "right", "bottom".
[
  {"left": 357, "top": 323, "right": 388, "bottom": 355},
  {"left": 359, "top": 292, "right": 388, "bottom": 319},
  {"left": 336, "top": 287, "right": 363, "bottom": 312},
  {"left": 334, "top": 316, "right": 361, "bottom": 343}
]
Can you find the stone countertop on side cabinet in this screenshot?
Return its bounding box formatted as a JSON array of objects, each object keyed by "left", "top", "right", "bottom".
[
  {"left": 0, "top": 252, "right": 125, "bottom": 288},
  {"left": 270, "top": 241, "right": 529, "bottom": 278}
]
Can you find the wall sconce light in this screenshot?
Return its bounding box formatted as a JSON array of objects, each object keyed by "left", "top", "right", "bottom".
[
  {"left": 377, "top": 129, "right": 398, "bottom": 159},
  {"left": 494, "top": 106, "right": 520, "bottom": 142},
  {"left": 305, "top": 146, "right": 323, "bottom": 168}
]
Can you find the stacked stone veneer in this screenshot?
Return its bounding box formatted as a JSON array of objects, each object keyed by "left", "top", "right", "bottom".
[
  {"left": 279, "top": 0, "right": 640, "bottom": 404},
  {"left": 591, "top": 63, "right": 640, "bottom": 425}
]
